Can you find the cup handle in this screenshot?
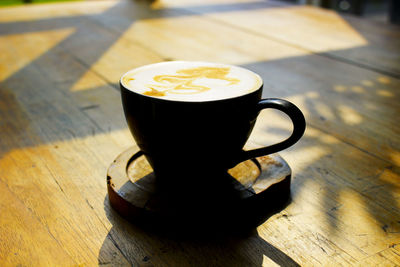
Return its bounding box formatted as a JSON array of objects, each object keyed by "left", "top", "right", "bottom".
[{"left": 234, "top": 98, "right": 306, "bottom": 165}]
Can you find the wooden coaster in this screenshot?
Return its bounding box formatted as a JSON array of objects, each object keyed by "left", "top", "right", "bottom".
[{"left": 107, "top": 146, "right": 292, "bottom": 232}]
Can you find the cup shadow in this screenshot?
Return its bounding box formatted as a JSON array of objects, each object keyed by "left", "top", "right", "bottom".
[
  {"left": 100, "top": 155, "right": 300, "bottom": 266},
  {"left": 100, "top": 195, "right": 300, "bottom": 266}
]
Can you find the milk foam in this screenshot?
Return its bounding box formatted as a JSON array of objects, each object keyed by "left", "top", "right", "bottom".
[{"left": 121, "top": 61, "right": 262, "bottom": 101}]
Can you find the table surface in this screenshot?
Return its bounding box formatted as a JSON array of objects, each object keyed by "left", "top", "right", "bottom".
[{"left": 1, "top": 0, "right": 399, "bottom": 265}]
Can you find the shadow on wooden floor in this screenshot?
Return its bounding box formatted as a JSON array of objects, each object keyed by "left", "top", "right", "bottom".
[{"left": 99, "top": 193, "right": 300, "bottom": 266}]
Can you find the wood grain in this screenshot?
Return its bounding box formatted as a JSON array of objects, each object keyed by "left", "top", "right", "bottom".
[
  {"left": 186, "top": 1, "right": 400, "bottom": 76},
  {"left": 0, "top": 0, "right": 399, "bottom": 266}
]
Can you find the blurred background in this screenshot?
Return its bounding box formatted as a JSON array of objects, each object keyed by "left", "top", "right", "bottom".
[
  {"left": 1, "top": 0, "right": 398, "bottom": 24},
  {"left": 294, "top": 0, "right": 398, "bottom": 23}
]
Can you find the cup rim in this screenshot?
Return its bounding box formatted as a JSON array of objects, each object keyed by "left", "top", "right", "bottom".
[{"left": 119, "top": 61, "right": 264, "bottom": 103}]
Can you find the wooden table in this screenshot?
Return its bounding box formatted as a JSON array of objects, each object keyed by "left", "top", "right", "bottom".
[{"left": 1, "top": 0, "right": 399, "bottom": 265}]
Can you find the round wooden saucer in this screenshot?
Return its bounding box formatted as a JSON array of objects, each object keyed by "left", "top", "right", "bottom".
[{"left": 107, "top": 146, "right": 292, "bottom": 233}]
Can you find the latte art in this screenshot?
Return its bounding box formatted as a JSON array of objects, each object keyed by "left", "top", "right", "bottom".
[
  {"left": 147, "top": 66, "right": 240, "bottom": 96},
  {"left": 121, "top": 61, "right": 262, "bottom": 101}
]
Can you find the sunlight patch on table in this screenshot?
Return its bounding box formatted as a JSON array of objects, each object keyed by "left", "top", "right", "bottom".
[
  {"left": 333, "top": 85, "right": 347, "bottom": 92},
  {"left": 128, "top": 14, "right": 307, "bottom": 64},
  {"left": 304, "top": 91, "right": 319, "bottom": 99},
  {"left": 262, "top": 255, "right": 280, "bottom": 267},
  {"left": 0, "top": 127, "right": 132, "bottom": 228},
  {"left": 0, "top": 179, "right": 75, "bottom": 265},
  {"left": 0, "top": 28, "right": 75, "bottom": 82},
  {"left": 361, "top": 80, "right": 374, "bottom": 87},
  {"left": 337, "top": 190, "right": 391, "bottom": 246},
  {"left": 351, "top": 86, "right": 365, "bottom": 93},
  {"left": 378, "top": 168, "right": 400, "bottom": 200},
  {"left": 205, "top": 5, "right": 367, "bottom": 53},
  {"left": 376, "top": 89, "right": 394, "bottom": 97},
  {"left": 0, "top": 0, "right": 118, "bottom": 23},
  {"left": 338, "top": 105, "right": 363, "bottom": 125},
  {"left": 314, "top": 102, "right": 335, "bottom": 121},
  {"left": 285, "top": 142, "right": 330, "bottom": 173},
  {"left": 390, "top": 151, "right": 400, "bottom": 166},
  {"left": 71, "top": 32, "right": 162, "bottom": 91},
  {"left": 377, "top": 76, "right": 391, "bottom": 85},
  {"left": 0, "top": 142, "right": 121, "bottom": 263},
  {"left": 70, "top": 69, "right": 108, "bottom": 92}
]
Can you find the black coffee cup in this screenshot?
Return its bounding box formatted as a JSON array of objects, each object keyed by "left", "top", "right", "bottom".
[{"left": 120, "top": 63, "right": 306, "bottom": 185}]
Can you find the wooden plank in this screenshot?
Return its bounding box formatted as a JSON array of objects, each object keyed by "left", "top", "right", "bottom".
[
  {"left": 325, "top": 14, "right": 400, "bottom": 77},
  {"left": 0, "top": 86, "right": 131, "bottom": 266},
  {"left": 0, "top": 28, "right": 75, "bottom": 82},
  {"left": 179, "top": 1, "right": 400, "bottom": 76},
  {"left": 243, "top": 56, "right": 400, "bottom": 166},
  {"left": 0, "top": 180, "right": 77, "bottom": 266},
  {"left": 250, "top": 109, "right": 400, "bottom": 262},
  {"left": 358, "top": 247, "right": 400, "bottom": 266},
  {"left": 0, "top": 22, "right": 134, "bottom": 266}
]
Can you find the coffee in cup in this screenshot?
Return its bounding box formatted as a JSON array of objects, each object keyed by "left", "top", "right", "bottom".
[{"left": 121, "top": 61, "right": 262, "bottom": 101}]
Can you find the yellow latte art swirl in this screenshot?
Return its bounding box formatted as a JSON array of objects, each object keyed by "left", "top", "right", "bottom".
[{"left": 144, "top": 66, "right": 240, "bottom": 96}]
